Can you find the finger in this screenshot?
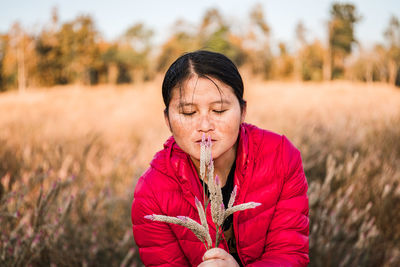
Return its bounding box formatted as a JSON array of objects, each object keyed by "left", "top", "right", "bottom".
[
  {"left": 202, "top": 248, "right": 229, "bottom": 261},
  {"left": 198, "top": 259, "right": 221, "bottom": 267}
]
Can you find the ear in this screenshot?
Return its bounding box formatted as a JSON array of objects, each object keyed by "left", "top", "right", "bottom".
[
  {"left": 240, "top": 101, "right": 247, "bottom": 124},
  {"left": 164, "top": 109, "right": 173, "bottom": 133}
]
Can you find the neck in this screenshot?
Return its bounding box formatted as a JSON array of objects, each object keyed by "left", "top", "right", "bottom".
[{"left": 191, "top": 141, "right": 237, "bottom": 187}]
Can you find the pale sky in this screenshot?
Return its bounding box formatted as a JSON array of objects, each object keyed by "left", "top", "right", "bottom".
[{"left": 1, "top": 0, "right": 399, "bottom": 50}]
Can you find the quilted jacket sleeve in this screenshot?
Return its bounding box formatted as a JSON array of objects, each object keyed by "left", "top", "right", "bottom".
[
  {"left": 248, "top": 135, "right": 309, "bottom": 267},
  {"left": 131, "top": 169, "right": 190, "bottom": 267}
]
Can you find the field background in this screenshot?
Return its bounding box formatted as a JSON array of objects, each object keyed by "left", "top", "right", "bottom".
[{"left": 1, "top": 79, "right": 400, "bottom": 266}]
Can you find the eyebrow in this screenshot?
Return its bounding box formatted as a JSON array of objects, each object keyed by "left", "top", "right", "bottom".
[{"left": 178, "top": 100, "right": 232, "bottom": 107}]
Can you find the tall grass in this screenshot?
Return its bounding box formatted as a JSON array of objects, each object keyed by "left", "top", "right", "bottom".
[{"left": 0, "top": 81, "right": 399, "bottom": 266}]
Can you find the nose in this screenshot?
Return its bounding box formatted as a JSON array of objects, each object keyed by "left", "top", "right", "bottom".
[{"left": 197, "top": 113, "right": 214, "bottom": 133}]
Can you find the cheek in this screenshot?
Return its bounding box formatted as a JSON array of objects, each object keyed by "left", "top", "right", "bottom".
[
  {"left": 221, "top": 115, "right": 242, "bottom": 143},
  {"left": 217, "top": 120, "right": 240, "bottom": 144},
  {"left": 169, "top": 115, "right": 193, "bottom": 137},
  {"left": 221, "top": 110, "right": 242, "bottom": 131}
]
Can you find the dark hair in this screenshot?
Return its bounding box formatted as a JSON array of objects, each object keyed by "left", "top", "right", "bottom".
[{"left": 162, "top": 50, "right": 246, "bottom": 115}]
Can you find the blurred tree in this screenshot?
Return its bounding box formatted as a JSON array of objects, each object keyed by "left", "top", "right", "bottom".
[
  {"left": 113, "top": 44, "right": 135, "bottom": 83},
  {"left": 198, "top": 8, "right": 225, "bottom": 45},
  {"left": 157, "top": 9, "right": 245, "bottom": 73},
  {"left": 384, "top": 15, "right": 400, "bottom": 86},
  {"left": 12, "top": 23, "right": 26, "bottom": 92},
  {"left": 198, "top": 8, "right": 245, "bottom": 66},
  {"left": 57, "top": 15, "right": 100, "bottom": 85},
  {"left": 294, "top": 21, "right": 307, "bottom": 80},
  {"left": 274, "top": 42, "right": 294, "bottom": 79},
  {"left": 35, "top": 12, "right": 101, "bottom": 86},
  {"left": 156, "top": 19, "right": 198, "bottom": 72},
  {"left": 249, "top": 3, "right": 270, "bottom": 36},
  {"left": 119, "top": 23, "right": 154, "bottom": 82},
  {"left": 1, "top": 34, "right": 18, "bottom": 90},
  {"left": 35, "top": 10, "right": 65, "bottom": 86},
  {"left": 349, "top": 44, "right": 387, "bottom": 83},
  {"left": 301, "top": 41, "right": 325, "bottom": 81},
  {"left": 99, "top": 42, "right": 118, "bottom": 84},
  {"left": 373, "top": 44, "right": 391, "bottom": 82},
  {"left": 0, "top": 34, "right": 8, "bottom": 91},
  {"left": 326, "top": 3, "right": 361, "bottom": 80},
  {"left": 243, "top": 3, "right": 273, "bottom": 79},
  {"left": 1, "top": 23, "right": 37, "bottom": 91},
  {"left": 124, "top": 23, "right": 153, "bottom": 53},
  {"left": 295, "top": 21, "right": 307, "bottom": 47}
]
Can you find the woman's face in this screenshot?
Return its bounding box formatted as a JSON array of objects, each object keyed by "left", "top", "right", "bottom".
[{"left": 165, "top": 74, "right": 246, "bottom": 163}]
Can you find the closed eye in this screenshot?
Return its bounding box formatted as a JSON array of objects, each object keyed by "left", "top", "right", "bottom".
[
  {"left": 213, "top": 110, "right": 227, "bottom": 114},
  {"left": 182, "top": 111, "right": 196, "bottom": 116}
]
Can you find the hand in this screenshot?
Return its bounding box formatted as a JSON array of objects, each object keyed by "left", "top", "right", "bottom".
[{"left": 198, "top": 248, "right": 240, "bottom": 267}]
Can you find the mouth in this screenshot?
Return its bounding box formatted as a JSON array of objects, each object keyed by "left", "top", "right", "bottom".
[{"left": 195, "top": 139, "right": 216, "bottom": 143}]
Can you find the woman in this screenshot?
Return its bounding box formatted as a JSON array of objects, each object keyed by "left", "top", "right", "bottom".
[{"left": 131, "top": 50, "right": 309, "bottom": 266}]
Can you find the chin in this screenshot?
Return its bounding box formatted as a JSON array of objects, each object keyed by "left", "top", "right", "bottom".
[{"left": 188, "top": 149, "right": 200, "bottom": 160}]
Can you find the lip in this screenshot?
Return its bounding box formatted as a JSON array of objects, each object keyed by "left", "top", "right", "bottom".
[{"left": 195, "top": 139, "right": 216, "bottom": 143}]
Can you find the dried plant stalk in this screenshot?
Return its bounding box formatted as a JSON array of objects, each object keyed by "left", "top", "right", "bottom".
[
  {"left": 145, "top": 134, "right": 261, "bottom": 250},
  {"left": 227, "top": 185, "right": 237, "bottom": 209},
  {"left": 195, "top": 196, "right": 209, "bottom": 234},
  {"left": 144, "top": 214, "right": 212, "bottom": 249},
  {"left": 224, "top": 202, "right": 261, "bottom": 221}
]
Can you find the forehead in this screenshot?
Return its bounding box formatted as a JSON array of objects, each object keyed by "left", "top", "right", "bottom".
[{"left": 170, "top": 75, "right": 236, "bottom": 103}]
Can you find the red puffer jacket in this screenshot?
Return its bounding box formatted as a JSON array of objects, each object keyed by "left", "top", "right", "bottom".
[{"left": 131, "top": 123, "right": 309, "bottom": 266}]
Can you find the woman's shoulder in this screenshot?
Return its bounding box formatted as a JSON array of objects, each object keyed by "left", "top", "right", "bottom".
[
  {"left": 133, "top": 167, "right": 165, "bottom": 198},
  {"left": 242, "top": 123, "right": 301, "bottom": 160},
  {"left": 133, "top": 141, "right": 186, "bottom": 198},
  {"left": 243, "top": 123, "right": 283, "bottom": 153},
  {"left": 243, "top": 123, "right": 281, "bottom": 142}
]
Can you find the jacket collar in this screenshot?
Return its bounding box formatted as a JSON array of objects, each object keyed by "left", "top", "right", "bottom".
[{"left": 150, "top": 123, "right": 251, "bottom": 200}]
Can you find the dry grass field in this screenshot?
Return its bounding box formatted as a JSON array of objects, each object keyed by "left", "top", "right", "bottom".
[{"left": 1, "top": 79, "right": 400, "bottom": 266}]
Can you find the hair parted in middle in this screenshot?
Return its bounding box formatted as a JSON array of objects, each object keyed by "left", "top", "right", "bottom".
[{"left": 161, "top": 50, "right": 246, "bottom": 116}]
